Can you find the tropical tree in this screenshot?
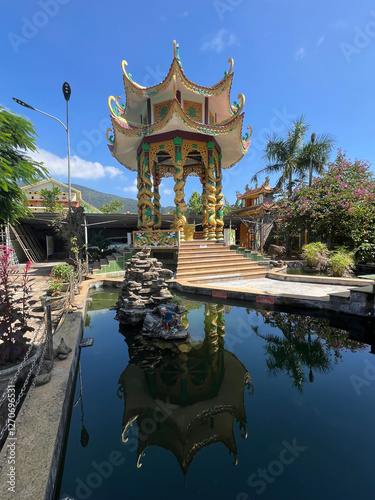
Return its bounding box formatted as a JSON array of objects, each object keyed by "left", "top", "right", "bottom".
[
  {"left": 100, "top": 199, "right": 124, "bottom": 214},
  {"left": 0, "top": 107, "right": 48, "bottom": 223},
  {"left": 252, "top": 115, "right": 334, "bottom": 196},
  {"left": 41, "top": 187, "right": 64, "bottom": 213},
  {"left": 187, "top": 191, "right": 203, "bottom": 215}
]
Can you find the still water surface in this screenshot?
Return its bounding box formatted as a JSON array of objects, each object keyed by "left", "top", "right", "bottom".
[{"left": 56, "top": 288, "right": 375, "bottom": 500}]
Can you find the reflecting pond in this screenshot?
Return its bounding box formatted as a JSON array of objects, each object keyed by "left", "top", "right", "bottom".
[{"left": 56, "top": 287, "right": 375, "bottom": 500}]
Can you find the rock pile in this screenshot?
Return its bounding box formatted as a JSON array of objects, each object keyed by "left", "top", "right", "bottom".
[{"left": 115, "top": 248, "right": 174, "bottom": 325}]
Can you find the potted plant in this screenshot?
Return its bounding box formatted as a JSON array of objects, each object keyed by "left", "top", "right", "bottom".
[
  {"left": 50, "top": 263, "right": 74, "bottom": 292},
  {"left": 39, "top": 277, "right": 66, "bottom": 309}
]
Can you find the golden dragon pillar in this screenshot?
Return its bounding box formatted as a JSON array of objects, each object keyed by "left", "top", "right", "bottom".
[
  {"left": 173, "top": 137, "right": 187, "bottom": 241},
  {"left": 206, "top": 142, "right": 217, "bottom": 240},
  {"left": 215, "top": 153, "right": 224, "bottom": 241},
  {"left": 140, "top": 143, "right": 155, "bottom": 230}
]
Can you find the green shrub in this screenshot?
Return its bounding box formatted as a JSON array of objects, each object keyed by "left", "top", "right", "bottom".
[
  {"left": 355, "top": 242, "right": 375, "bottom": 263},
  {"left": 327, "top": 249, "right": 355, "bottom": 277},
  {"left": 51, "top": 263, "right": 74, "bottom": 282},
  {"left": 301, "top": 242, "right": 328, "bottom": 269}
]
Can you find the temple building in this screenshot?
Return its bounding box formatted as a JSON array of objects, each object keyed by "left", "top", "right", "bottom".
[
  {"left": 232, "top": 178, "right": 274, "bottom": 250},
  {"left": 106, "top": 41, "right": 252, "bottom": 242},
  {"left": 21, "top": 178, "right": 101, "bottom": 214}
]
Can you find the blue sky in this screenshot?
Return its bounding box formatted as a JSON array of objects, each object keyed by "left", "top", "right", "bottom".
[{"left": 1, "top": 0, "right": 375, "bottom": 208}]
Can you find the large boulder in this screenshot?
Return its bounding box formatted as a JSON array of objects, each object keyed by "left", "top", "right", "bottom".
[{"left": 268, "top": 244, "right": 286, "bottom": 258}]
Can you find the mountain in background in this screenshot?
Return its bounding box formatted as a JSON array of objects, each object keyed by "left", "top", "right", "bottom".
[{"left": 72, "top": 183, "right": 174, "bottom": 214}]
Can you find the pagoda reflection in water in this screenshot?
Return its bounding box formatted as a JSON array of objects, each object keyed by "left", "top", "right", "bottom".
[{"left": 117, "top": 303, "right": 254, "bottom": 474}]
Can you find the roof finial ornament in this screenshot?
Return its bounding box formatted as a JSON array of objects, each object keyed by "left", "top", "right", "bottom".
[
  {"left": 122, "top": 60, "right": 129, "bottom": 78},
  {"left": 224, "top": 58, "right": 234, "bottom": 77},
  {"left": 173, "top": 40, "right": 177, "bottom": 58}
]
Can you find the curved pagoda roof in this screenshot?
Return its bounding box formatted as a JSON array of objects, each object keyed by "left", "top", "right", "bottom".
[{"left": 107, "top": 41, "right": 252, "bottom": 172}]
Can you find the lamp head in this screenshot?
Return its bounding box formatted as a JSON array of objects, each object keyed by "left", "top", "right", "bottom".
[
  {"left": 62, "top": 82, "right": 71, "bottom": 102},
  {"left": 12, "top": 97, "right": 35, "bottom": 110}
]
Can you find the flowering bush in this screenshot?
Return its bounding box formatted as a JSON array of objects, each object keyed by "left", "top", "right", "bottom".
[
  {"left": 271, "top": 150, "right": 375, "bottom": 251},
  {"left": 0, "top": 248, "right": 33, "bottom": 365}
]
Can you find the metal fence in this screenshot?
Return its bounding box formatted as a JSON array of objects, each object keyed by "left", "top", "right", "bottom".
[{"left": 0, "top": 270, "right": 77, "bottom": 472}]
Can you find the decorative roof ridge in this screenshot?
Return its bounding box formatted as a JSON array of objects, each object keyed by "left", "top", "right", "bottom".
[
  {"left": 237, "top": 184, "right": 274, "bottom": 199},
  {"left": 120, "top": 42, "right": 235, "bottom": 100},
  {"left": 21, "top": 177, "right": 82, "bottom": 196},
  {"left": 110, "top": 98, "right": 245, "bottom": 137}
]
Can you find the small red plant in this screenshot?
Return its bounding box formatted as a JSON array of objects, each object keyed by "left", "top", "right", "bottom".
[{"left": 0, "top": 248, "right": 34, "bottom": 365}]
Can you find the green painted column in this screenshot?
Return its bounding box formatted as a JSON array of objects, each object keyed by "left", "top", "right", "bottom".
[
  {"left": 136, "top": 154, "right": 142, "bottom": 229},
  {"left": 173, "top": 137, "right": 187, "bottom": 241},
  {"left": 141, "top": 143, "right": 154, "bottom": 230},
  {"left": 215, "top": 153, "right": 224, "bottom": 241},
  {"left": 207, "top": 142, "right": 217, "bottom": 240},
  {"left": 153, "top": 165, "right": 161, "bottom": 229}
]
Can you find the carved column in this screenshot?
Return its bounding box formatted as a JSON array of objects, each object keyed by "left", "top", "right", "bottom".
[
  {"left": 215, "top": 153, "right": 224, "bottom": 241},
  {"left": 201, "top": 163, "right": 209, "bottom": 240},
  {"left": 206, "top": 142, "right": 217, "bottom": 240},
  {"left": 153, "top": 165, "right": 162, "bottom": 229},
  {"left": 141, "top": 143, "right": 154, "bottom": 230},
  {"left": 136, "top": 154, "right": 142, "bottom": 229},
  {"left": 173, "top": 137, "right": 187, "bottom": 241}
]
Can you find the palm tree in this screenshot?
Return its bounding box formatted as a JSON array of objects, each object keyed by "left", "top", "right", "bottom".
[{"left": 251, "top": 115, "right": 334, "bottom": 197}]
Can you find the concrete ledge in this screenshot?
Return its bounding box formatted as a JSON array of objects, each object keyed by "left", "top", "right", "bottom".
[
  {"left": 0, "top": 277, "right": 122, "bottom": 500},
  {"left": 267, "top": 269, "right": 374, "bottom": 287}
]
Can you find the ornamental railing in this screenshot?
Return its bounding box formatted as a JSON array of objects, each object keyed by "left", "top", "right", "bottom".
[{"left": 133, "top": 229, "right": 180, "bottom": 249}]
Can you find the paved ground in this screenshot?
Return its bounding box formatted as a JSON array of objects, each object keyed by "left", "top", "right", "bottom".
[{"left": 204, "top": 277, "right": 355, "bottom": 298}]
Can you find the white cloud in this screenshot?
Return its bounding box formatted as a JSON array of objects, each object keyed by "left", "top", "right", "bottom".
[
  {"left": 179, "top": 11, "right": 189, "bottom": 18},
  {"left": 163, "top": 188, "right": 173, "bottom": 195},
  {"left": 317, "top": 36, "right": 325, "bottom": 46},
  {"left": 29, "top": 148, "right": 124, "bottom": 180},
  {"left": 123, "top": 179, "right": 138, "bottom": 193},
  {"left": 201, "top": 29, "right": 239, "bottom": 54},
  {"left": 294, "top": 47, "right": 306, "bottom": 60}
]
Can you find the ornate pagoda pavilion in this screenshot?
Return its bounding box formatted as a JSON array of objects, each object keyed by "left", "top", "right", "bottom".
[{"left": 106, "top": 41, "right": 252, "bottom": 242}]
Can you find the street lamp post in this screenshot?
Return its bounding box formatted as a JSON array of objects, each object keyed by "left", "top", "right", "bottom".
[
  {"left": 13, "top": 81, "right": 72, "bottom": 213},
  {"left": 308, "top": 132, "right": 316, "bottom": 188}
]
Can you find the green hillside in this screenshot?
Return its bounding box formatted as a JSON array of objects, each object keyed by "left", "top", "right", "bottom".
[{"left": 72, "top": 183, "right": 174, "bottom": 214}]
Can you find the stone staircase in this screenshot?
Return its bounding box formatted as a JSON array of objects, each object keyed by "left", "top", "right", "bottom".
[
  {"left": 92, "top": 249, "right": 137, "bottom": 274},
  {"left": 176, "top": 240, "right": 269, "bottom": 282}
]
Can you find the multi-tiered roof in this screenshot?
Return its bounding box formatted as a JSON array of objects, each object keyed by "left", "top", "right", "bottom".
[{"left": 107, "top": 41, "right": 252, "bottom": 172}]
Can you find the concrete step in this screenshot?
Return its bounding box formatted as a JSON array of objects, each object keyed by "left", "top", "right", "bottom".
[
  {"left": 183, "top": 270, "right": 268, "bottom": 283},
  {"left": 177, "top": 259, "right": 259, "bottom": 270},
  {"left": 178, "top": 252, "right": 245, "bottom": 261},
  {"left": 177, "top": 265, "right": 267, "bottom": 278},
  {"left": 99, "top": 258, "right": 109, "bottom": 268}
]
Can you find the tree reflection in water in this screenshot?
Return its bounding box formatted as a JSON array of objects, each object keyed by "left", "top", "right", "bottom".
[{"left": 253, "top": 311, "right": 366, "bottom": 392}]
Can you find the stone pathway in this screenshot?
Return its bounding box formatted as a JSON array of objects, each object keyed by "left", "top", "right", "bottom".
[{"left": 197, "top": 277, "right": 355, "bottom": 299}]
